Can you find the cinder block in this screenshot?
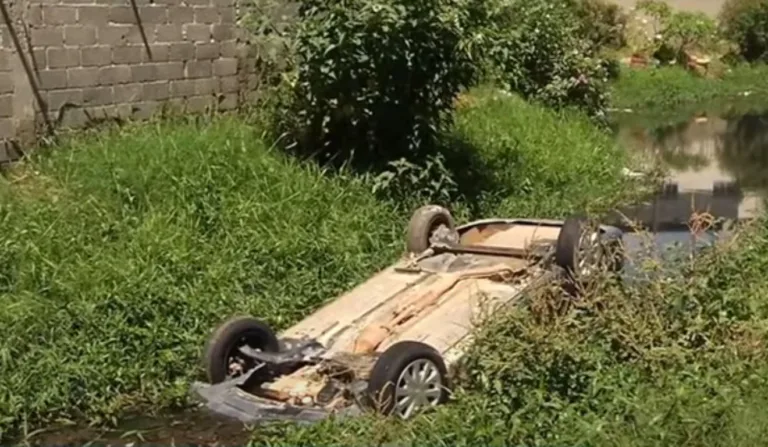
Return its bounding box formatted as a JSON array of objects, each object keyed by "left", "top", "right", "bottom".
[
  {"left": 31, "top": 27, "right": 64, "bottom": 47},
  {"left": 114, "top": 83, "right": 142, "bottom": 102},
  {"left": 67, "top": 67, "right": 101, "bottom": 88},
  {"left": 79, "top": 6, "right": 110, "bottom": 25},
  {"left": 47, "top": 88, "right": 83, "bottom": 110},
  {"left": 112, "top": 45, "right": 143, "bottom": 64},
  {"left": 43, "top": 6, "right": 78, "bottom": 25},
  {"left": 218, "top": 92, "right": 237, "bottom": 110},
  {"left": 142, "top": 81, "right": 169, "bottom": 100},
  {"left": 0, "top": 50, "right": 10, "bottom": 72},
  {"left": 99, "top": 65, "right": 132, "bottom": 85},
  {"left": 0, "top": 117, "right": 13, "bottom": 139},
  {"left": 186, "top": 95, "right": 213, "bottom": 112},
  {"left": 220, "top": 8, "right": 234, "bottom": 24},
  {"left": 183, "top": 24, "right": 210, "bottom": 42},
  {"left": 155, "top": 24, "right": 182, "bottom": 42},
  {"left": 170, "top": 79, "right": 194, "bottom": 97},
  {"left": 138, "top": 6, "right": 167, "bottom": 23},
  {"left": 32, "top": 50, "right": 47, "bottom": 69},
  {"left": 64, "top": 26, "right": 97, "bottom": 45},
  {"left": 108, "top": 6, "right": 135, "bottom": 24},
  {"left": 219, "top": 76, "right": 237, "bottom": 93},
  {"left": 0, "top": 73, "right": 11, "bottom": 94},
  {"left": 81, "top": 45, "right": 112, "bottom": 66},
  {"left": 185, "top": 60, "right": 211, "bottom": 78},
  {"left": 98, "top": 25, "right": 131, "bottom": 45},
  {"left": 59, "top": 107, "right": 87, "bottom": 127},
  {"left": 0, "top": 94, "right": 12, "bottom": 117},
  {"left": 144, "top": 44, "right": 170, "bottom": 62},
  {"left": 27, "top": 4, "right": 44, "bottom": 26},
  {"left": 211, "top": 24, "right": 233, "bottom": 41},
  {"left": 195, "top": 43, "right": 218, "bottom": 60},
  {"left": 168, "top": 42, "right": 194, "bottom": 61},
  {"left": 219, "top": 40, "right": 236, "bottom": 57},
  {"left": 194, "top": 78, "right": 216, "bottom": 95},
  {"left": 186, "top": 0, "right": 210, "bottom": 5},
  {"left": 82, "top": 86, "right": 114, "bottom": 105},
  {"left": 38, "top": 69, "right": 68, "bottom": 89},
  {"left": 213, "top": 57, "right": 237, "bottom": 76},
  {"left": 47, "top": 47, "right": 80, "bottom": 68},
  {"left": 131, "top": 63, "right": 158, "bottom": 82},
  {"left": 131, "top": 101, "right": 159, "bottom": 119},
  {"left": 168, "top": 6, "right": 193, "bottom": 23},
  {"left": 193, "top": 7, "right": 218, "bottom": 23},
  {"left": 156, "top": 61, "right": 183, "bottom": 80}
]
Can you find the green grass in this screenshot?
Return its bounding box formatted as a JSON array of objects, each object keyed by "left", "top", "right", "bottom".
[
  {"left": 610, "top": 64, "right": 768, "bottom": 124},
  {"left": 0, "top": 88, "right": 637, "bottom": 442}
]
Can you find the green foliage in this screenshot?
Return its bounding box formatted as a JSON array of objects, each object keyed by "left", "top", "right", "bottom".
[
  {"left": 720, "top": 0, "right": 768, "bottom": 62},
  {"left": 482, "top": 0, "right": 613, "bottom": 119},
  {"left": 277, "top": 0, "right": 484, "bottom": 165},
  {"left": 636, "top": 0, "right": 721, "bottom": 64},
  {"left": 571, "top": 0, "right": 628, "bottom": 51},
  {"left": 611, "top": 64, "right": 768, "bottom": 121}
]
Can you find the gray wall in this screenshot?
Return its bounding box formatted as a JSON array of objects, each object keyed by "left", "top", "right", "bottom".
[{"left": 0, "top": 0, "right": 259, "bottom": 161}]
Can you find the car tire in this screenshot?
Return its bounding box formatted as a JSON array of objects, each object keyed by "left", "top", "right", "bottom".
[
  {"left": 203, "top": 316, "right": 280, "bottom": 384},
  {"left": 406, "top": 205, "right": 456, "bottom": 254},
  {"left": 367, "top": 341, "right": 450, "bottom": 419},
  {"left": 555, "top": 216, "right": 623, "bottom": 296}
]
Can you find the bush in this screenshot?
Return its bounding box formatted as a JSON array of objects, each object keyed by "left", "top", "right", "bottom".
[
  {"left": 277, "top": 0, "right": 484, "bottom": 166},
  {"left": 720, "top": 0, "right": 768, "bottom": 62},
  {"left": 571, "top": 0, "right": 628, "bottom": 51},
  {"left": 484, "top": 0, "right": 613, "bottom": 119}
]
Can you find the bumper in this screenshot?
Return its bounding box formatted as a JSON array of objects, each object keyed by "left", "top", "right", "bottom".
[{"left": 191, "top": 375, "right": 362, "bottom": 424}]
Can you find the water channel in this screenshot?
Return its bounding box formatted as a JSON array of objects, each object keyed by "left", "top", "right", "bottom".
[{"left": 609, "top": 107, "right": 768, "bottom": 277}]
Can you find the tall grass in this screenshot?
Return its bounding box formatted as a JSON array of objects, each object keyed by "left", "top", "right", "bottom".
[{"left": 0, "top": 88, "right": 636, "bottom": 442}]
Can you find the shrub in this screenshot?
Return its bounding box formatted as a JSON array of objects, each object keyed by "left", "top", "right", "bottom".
[
  {"left": 720, "top": 0, "right": 768, "bottom": 62},
  {"left": 484, "top": 0, "right": 613, "bottom": 119},
  {"left": 571, "top": 0, "right": 628, "bottom": 51},
  {"left": 634, "top": 0, "right": 723, "bottom": 65},
  {"left": 278, "top": 0, "right": 485, "bottom": 166}
]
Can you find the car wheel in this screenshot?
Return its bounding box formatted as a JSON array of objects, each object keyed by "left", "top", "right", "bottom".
[
  {"left": 367, "top": 341, "right": 450, "bottom": 419},
  {"left": 406, "top": 205, "right": 456, "bottom": 254},
  {"left": 555, "top": 215, "right": 623, "bottom": 296},
  {"left": 203, "top": 316, "right": 280, "bottom": 384}
]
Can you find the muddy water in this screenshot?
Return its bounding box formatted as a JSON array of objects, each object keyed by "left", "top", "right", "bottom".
[
  {"left": 24, "top": 408, "right": 252, "bottom": 447},
  {"left": 611, "top": 109, "right": 768, "bottom": 275}
]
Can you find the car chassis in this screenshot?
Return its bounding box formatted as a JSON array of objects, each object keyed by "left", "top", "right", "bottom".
[{"left": 192, "top": 205, "right": 624, "bottom": 424}]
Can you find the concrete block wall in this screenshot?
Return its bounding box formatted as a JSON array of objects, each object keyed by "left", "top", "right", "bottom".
[{"left": 0, "top": 0, "right": 255, "bottom": 161}]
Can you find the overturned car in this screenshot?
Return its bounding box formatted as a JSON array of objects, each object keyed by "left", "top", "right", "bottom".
[{"left": 192, "top": 205, "right": 624, "bottom": 423}]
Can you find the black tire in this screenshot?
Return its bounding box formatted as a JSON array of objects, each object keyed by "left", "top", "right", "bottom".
[
  {"left": 202, "top": 316, "right": 280, "bottom": 384},
  {"left": 555, "top": 216, "right": 622, "bottom": 296},
  {"left": 406, "top": 205, "right": 456, "bottom": 254},
  {"left": 367, "top": 341, "right": 450, "bottom": 418}
]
